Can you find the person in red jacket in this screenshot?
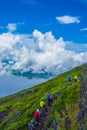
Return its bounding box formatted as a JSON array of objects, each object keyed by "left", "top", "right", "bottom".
[{"left": 34, "top": 109, "right": 40, "bottom": 121}]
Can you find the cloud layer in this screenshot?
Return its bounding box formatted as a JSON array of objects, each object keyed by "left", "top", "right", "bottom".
[
  {"left": 80, "top": 28, "right": 87, "bottom": 31},
  {"left": 0, "top": 29, "right": 87, "bottom": 76},
  {"left": 56, "top": 15, "right": 80, "bottom": 24},
  {"left": 7, "top": 23, "right": 17, "bottom": 32}
]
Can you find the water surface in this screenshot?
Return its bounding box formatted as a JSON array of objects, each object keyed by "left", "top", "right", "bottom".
[{"left": 0, "top": 74, "right": 46, "bottom": 98}]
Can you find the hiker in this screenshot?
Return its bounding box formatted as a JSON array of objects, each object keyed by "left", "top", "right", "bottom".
[
  {"left": 74, "top": 75, "right": 78, "bottom": 82},
  {"left": 47, "top": 93, "right": 52, "bottom": 106},
  {"left": 52, "top": 116, "right": 57, "bottom": 130},
  {"left": 34, "top": 109, "right": 40, "bottom": 121},
  {"left": 28, "top": 119, "right": 34, "bottom": 130},
  {"left": 67, "top": 76, "right": 72, "bottom": 82},
  {"left": 40, "top": 100, "right": 45, "bottom": 108}
]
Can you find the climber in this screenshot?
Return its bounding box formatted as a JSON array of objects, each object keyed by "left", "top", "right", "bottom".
[
  {"left": 67, "top": 76, "right": 72, "bottom": 82},
  {"left": 74, "top": 75, "right": 78, "bottom": 82},
  {"left": 47, "top": 93, "right": 52, "bottom": 106},
  {"left": 52, "top": 116, "right": 57, "bottom": 130},
  {"left": 34, "top": 109, "right": 40, "bottom": 121},
  {"left": 28, "top": 119, "right": 34, "bottom": 130},
  {"left": 40, "top": 100, "right": 45, "bottom": 108}
]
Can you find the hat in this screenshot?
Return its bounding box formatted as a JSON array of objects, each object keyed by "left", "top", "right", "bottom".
[{"left": 37, "top": 109, "right": 39, "bottom": 112}]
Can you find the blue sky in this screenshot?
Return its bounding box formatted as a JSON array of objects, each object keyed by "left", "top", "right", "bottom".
[
  {"left": 0, "top": 0, "right": 87, "bottom": 76},
  {"left": 0, "top": 0, "right": 87, "bottom": 43}
]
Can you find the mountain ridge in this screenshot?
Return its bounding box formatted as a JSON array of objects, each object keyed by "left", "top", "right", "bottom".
[{"left": 0, "top": 63, "right": 87, "bottom": 130}]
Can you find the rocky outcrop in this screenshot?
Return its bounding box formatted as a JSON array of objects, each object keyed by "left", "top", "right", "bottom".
[
  {"left": 28, "top": 92, "right": 61, "bottom": 130},
  {"left": 0, "top": 109, "right": 12, "bottom": 123},
  {"left": 77, "top": 67, "right": 87, "bottom": 130}
]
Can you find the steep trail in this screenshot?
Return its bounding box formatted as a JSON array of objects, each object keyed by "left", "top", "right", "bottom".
[
  {"left": 77, "top": 67, "right": 87, "bottom": 129},
  {"left": 28, "top": 92, "right": 61, "bottom": 130}
]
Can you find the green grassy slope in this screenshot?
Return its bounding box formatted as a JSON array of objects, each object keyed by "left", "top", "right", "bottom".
[{"left": 0, "top": 64, "right": 87, "bottom": 130}]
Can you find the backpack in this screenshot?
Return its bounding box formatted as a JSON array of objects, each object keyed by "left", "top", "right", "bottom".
[
  {"left": 47, "top": 94, "right": 51, "bottom": 99},
  {"left": 67, "top": 76, "right": 72, "bottom": 81}
]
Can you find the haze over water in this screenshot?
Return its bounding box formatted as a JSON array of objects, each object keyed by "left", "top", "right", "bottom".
[{"left": 0, "top": 74, "right": 46, "bottom": 98}]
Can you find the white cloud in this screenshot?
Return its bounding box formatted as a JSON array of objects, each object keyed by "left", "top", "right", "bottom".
[
  {"left": 80, "top": 28, "right": 87, "bottom": 31},
  {"left": 7, "top": 23, "right": 17, "bottom": 32},
  {"left": 56, "top": 15, "right": 80, "bottom": 24},
  {"left": 0, "top": 29, "right": 87, "bottom": 76},
  {"left": 0, "top": 32, "right": 21, "bottom": 52}
]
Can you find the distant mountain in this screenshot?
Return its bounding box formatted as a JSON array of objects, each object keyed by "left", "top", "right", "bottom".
[
  {"left": 2, "top": 56, "right": 85, "bottom": 80},
  {"left": 11, "top": 69, "right": 54, "bottom": 79},
  {"left": 0, "top": 64, "right": 87, "bottom": 129},
  {"left": 1, "top": 58, "right": 54, "bottom": 79}
]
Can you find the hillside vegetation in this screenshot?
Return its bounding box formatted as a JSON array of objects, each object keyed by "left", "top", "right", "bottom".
[{"left": 0, "top": 64, "right": 87, "bottom": 130}]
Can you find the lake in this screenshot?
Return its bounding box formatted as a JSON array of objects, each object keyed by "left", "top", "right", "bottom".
[{"left": 0, "top": 74, "right": 47, "bottom": 98}]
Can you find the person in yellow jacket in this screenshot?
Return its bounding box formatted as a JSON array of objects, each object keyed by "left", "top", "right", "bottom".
[
  {"left": 74, "top": 75, "right": 78, "bottom": 82},
  {"left": 40, "top": 100, "right": 45, "bottom": 108}
]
